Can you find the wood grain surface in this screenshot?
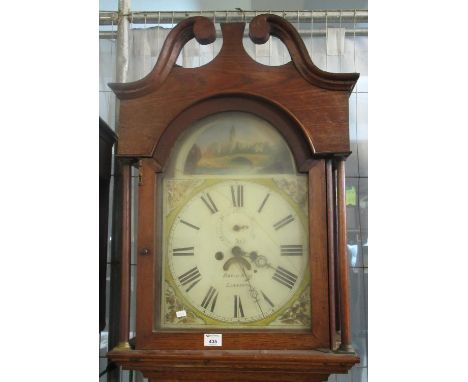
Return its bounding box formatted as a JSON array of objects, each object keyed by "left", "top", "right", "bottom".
[
  {"left": 110, "top": 16, "right": 358, "bottom": 159},
  {"left": 108, "top": 348, "right": 359, "bottom": 381},
  {"left": 108, "top": 13, "right": 360, "bottom": 381}
]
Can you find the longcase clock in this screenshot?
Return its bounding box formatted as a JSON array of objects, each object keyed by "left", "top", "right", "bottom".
[{"left": 107, "top": 14, "right": 360, "bottom": 382}]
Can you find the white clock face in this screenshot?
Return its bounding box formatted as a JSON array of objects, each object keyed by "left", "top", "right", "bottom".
[{"left": 165, "top": 180, "right": 309, "bottom": 325}]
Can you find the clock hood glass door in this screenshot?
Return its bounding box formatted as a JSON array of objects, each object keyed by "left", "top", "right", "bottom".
[{"left": 157, "top": 111, "right": 311, "bottom": 331}]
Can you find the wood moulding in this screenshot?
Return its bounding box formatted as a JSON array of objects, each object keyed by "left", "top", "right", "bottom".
[
  {"left": 151, "top": 94, "right": 315, "bottom": 173},
  {"left": 108, "top": 349, "right": 359, "bottom": 382},
  {"left": 110, "top": 14, "right": 358, "bottom": 99},
  {"left": 109, "top": 14, "right": 359, "bottom": 159},
  {"left": 249, "top": 14, "right": 358, "bottom": 92},
  {"left": 109, "top": 16, "right": 216, "bottom": 99}
]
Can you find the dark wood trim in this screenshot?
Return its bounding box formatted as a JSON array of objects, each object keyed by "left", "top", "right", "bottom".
[
  {"left": 111, "top": 19, "right": 357, "bottom": 158},
  {"left": 99, "top": 180, "right": 110, "bottom": 332},
  {"left": 336, "top": 159, "right": 353, "bottom": 352},
  {"left": 332, "top": 163, "right": 341, "bottom": 337},
  {"left": 109, "top": 16, "right": 216, "bottom": 99},
  {"left": 325, "top": 160, "right": 336, "bottom": 350},
  {"left": 135, "top": 159, "right": 330, "bottom": 351},
  {"left": 135, "top": 159, "right": 158, "bottom": 349},
  {"left": 307, "top": 160, "right": 330, "bottom": 347},
  {"left": 108, "top": 349, "right": 359, "bottom": 382},
  {"left": 143, "top": 372, "right": 330, "bottom": 382},
  {"left": 118, "top": 163, "right": 132, "bottom": 344},
  {"left": 138, "top": 332, "right": 323, "bottom": 351},
  {"left": 249, "top": 14, "right": 359, "bottom": 92},
  {"left": 152, "top": 94, "right": 314, "bottom": 173},
  {"left": 110, "top": 15, "right": 359, "bottom": 100},
  {"left": 107, "top": 156, "right": 123, "bottom": 382}
]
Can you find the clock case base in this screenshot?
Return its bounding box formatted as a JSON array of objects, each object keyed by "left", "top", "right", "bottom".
[{"left": 108, "top": 348, "right": 359, "bottom": 382}]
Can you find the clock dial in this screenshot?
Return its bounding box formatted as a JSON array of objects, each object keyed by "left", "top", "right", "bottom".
[{"left": 164, "top": 180, "right": 309, "bottom": 326}]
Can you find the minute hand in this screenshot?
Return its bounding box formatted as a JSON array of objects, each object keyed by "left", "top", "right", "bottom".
[{"left": 236, "top": 263, "right": 265, "bottom": 317}]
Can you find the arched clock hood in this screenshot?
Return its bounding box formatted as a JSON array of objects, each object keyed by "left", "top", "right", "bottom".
[{"left": 109, "top": 14, "right": 358, "bottom": 163}]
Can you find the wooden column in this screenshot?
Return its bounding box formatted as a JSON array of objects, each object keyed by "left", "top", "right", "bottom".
[
  {"left": 115, "top": 162, "right": 132, "bottom": 350},
  {"left": 332, "top": 164, "right": 341, "bottom": 335},
  {"left": 326, "top": 159, "right": 337, "bottom": 350},
  {"left": 336, "top": 158, "right": 354, "bottom": 353}
]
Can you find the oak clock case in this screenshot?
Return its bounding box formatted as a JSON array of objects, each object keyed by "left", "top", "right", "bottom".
[
  {"left": 107, "top": 13, "right": 360, "bottom": 382},
  {"left": 131, "top": 97, "right": 332, "bottom": 352},
  {"left": 159, "top": 111, "right": 310, "bottom": 330}
]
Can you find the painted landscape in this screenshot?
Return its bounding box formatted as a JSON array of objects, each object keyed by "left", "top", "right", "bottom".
[{"left": 184, "top": 124, "right": 295, "bottom": 175}]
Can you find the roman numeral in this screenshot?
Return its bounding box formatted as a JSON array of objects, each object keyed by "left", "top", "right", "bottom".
[
  {"left": 280, "top": 245, "right": 303, "bottom": 256},
  {"left": 272, "top": 266, "right": 298, "bottom": 289},
  {"left": 172, "top": 246, "right": 194, "bottom": 256},
  {"left": 261, "top": 291, "right": 275, "bottom": 307},
  {"left": 201, "top": 286, "right": 218, "bottom": 312},
  {"left": 200, "top": 193, "right": 218, "bottom": 214},
  {"left": 178, "top": 267, "right": 202, "bottom": 292},
  {"left": 257, "top": 193, "right": 270, "bottom": 213},
  {"left": 273, "top": 215, "right": 295, "bottom": 230},
  {"left": 180, "top": 219, "right": 200, "bottom": 230},
  {"left": 231, "top": 185, "right": 244, "bottom": 207},
  {"left": 234, "top": 295, "right": 245, "bottom": 318}
]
